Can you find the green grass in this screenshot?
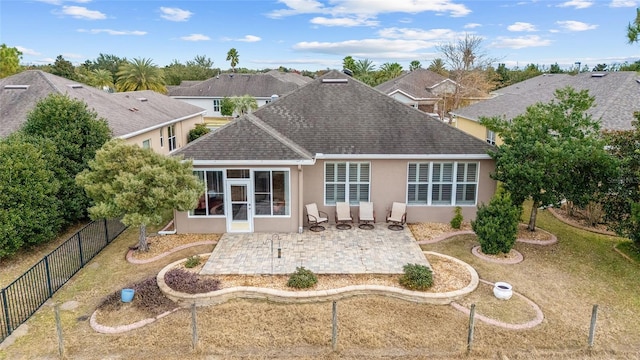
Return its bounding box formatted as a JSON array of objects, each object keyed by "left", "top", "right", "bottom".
[{"left": 616, "top": 241, "right": 640, "bottom": 263}]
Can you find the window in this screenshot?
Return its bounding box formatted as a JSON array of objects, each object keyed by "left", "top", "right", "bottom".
[
  {"left": 191, "top": 170, "right": 224, "bottom": 216},
  {"left": 213, "top": 99, "right": 221, "bottom": 112},
  {"left": 160, "top": 128, "right": 164, "bottom": 148},
  {"left": 486, "top": 130, "right": 496, "bottom": 145},
  {"left": 168, "top": 124, "right": 176, "bottom": 151},
  {"left": 325, "top": 162, "right": 370, "bottom": 205},
  {"left": 254, "top": 170, "right": 290, "bottom": 216},
  {"left": 142, "top": 139, "right": 151, "bottom": 149},
  {"left": 407, "top": 162, "right": 479, "bottom": 206}
]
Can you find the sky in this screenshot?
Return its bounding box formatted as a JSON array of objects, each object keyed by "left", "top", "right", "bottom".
[{"left": 1, "top": 0, "right": 639, "bottom": 72}]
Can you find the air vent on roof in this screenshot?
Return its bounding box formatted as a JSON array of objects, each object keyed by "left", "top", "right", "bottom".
[
  {"left": 137, "top": 97, "right": 148, "bottom": 102},
  {"left": 591, "top": 73, "right": 607, "bottom": 78},
  {"left": 322, "top": 78, "right": 348, "bottom": 84},
  {"left": 636, "top": 79, "right": 640, "bottom": 84},
  {"left": 4, "top": 85, "right": 29, "bottom": 90},
  {"left": 129, "top": 107, "right": 139, "bottom": 112},
  {"left": 270, "top": 94, "right": 279, "bottom": 102},
  {"left": 68, "top": 84, "right": 83, "bottom": 89},
  {"left": 343, "top": 68, "right": 353, "bottom": 77}
]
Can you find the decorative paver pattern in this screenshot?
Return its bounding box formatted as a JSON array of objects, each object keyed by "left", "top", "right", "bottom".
[{"left": 201, "top": 225, "right": 429, "bottom": 275}]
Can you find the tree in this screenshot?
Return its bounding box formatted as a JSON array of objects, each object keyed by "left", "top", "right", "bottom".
[
  {"left": 379, "top": 62, "right": 403, "bottom": 80},
  {"left": 342, "top": 56, "right": 356, "bottom": 72},
  {"left": 0, "top": 44, "right": 22, "bottom": 78},
  {"left": 427, "top": 58, "right": 448, "bottom": 76},
  {"left": 22, "top": 93, "right": 112, "bottom": 225},
  {"left": 549, "top": 63, "right": 563, "bottom": 74},
  {"left": 226, "top": 48, "right": 239, "bottom": 73},
  {"left": 220, "top": 97, "right": 235, "bottom": 116},
  {"left": 481, "top": 86, "right": 615, "bottom": 231},
  {"left": 89, "top": 68, "right": 115, "bottom": 91},
  {"left": 592, "top": 63, "right": 608, "bottom": 71},
  {"left": 471, "top": 190, "right": 522, "bottom": 255},
  {"left": 0, "top": 134, "right": 62, "bottom": 258},
  {"left": 76, "top": 139, "right": 203, "bottom": 251},
  {"left": 50, "top": 55, "right": 76, "bottom": 80},
  {"left": 116, "top": 58, "right": 167, "bottom": 93},
  {"left": 353, "top": 58, "right": 375, "bottom": 76},
  {"left": 409, "top": 60, "right": 422, "bottom": 71},
  {"left": 231, "top": 95, "right": 258, "bottom": 115},
  {"left": 187, "top": 123, "right": 210, "bottom": 143},
  {"left": 627, "top": 8, "right": 640, "bottom": 44}
]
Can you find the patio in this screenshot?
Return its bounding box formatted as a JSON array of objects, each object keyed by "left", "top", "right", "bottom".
[{"left": 200, "top": 224, "right": 429, "bottom": 275}]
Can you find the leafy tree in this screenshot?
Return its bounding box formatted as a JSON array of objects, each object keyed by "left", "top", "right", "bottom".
[
  {"left": 89, "top": 68, "right": 115, "bottom": 91},
  {"left": 410, "top": 60, "right": 422, "bottom": 71},
  {"left": 50, "top": 55, "right": 76, "bottom": 80},
  {"left": 187, "top": 123, "right": 210, "bottom": 143},
  {"left": 90, "top": 53, "right": 127, "bottom": 83},
  {"left": 353, "top": 58, "right": 375, "bottom": 76},
  {"left": 22, "top": 93, "right": 112, "bottom": 225},
  {"left": 342, "top": 56, "right": 356, "bottom": 72},
  {"left": 116, "top": 58, "right": 167, "bottom": 93},
  {"left": 220, "top": 97, "right": 235, "bottom": 116},
  {"left": 231, "top": 95, "right": 258, "bottom": 115},
  {"left": 427, "top": 58, "right": 448, "bottom": 76},
  {"left": 76, "top": 139, "right": 203, "bottom": 251},
  {"left": 592, "top": 63, "right": 608, "bottom": 71},
  {"left": 0, "top": 134, "right": 62, "bottom": 258},
  {"left": 0, "top": 44, "right": 22, "bottom": 78},
  {"left": 379, "top": 62, "right": 403, "bottom": 80},
  {"left": 620, "top": 60, "right": 640, "bottom": 71},
  {"left": 481, "top": 87, "right": 615, "bottom": 231},
  {"left": 627, "top": 8, "right": 640, "bottom": 44},
  {"left": 226, "top": 48, "right": 239, "bottom": 72},
  {"left": 471, "top": 190, "right": 522, "bottom": 255},
  {"left": 549, "top": 63, "right": 563, "bottom": 74}
]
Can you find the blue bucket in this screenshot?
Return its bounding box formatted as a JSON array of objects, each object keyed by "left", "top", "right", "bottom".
[{"left": 121, "top": 288, "right": 135, "bottom": 302}]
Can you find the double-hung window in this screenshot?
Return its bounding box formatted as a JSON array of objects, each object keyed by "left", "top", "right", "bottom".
[
  {"left": 486, "top": 129, "right": 496, "bottom": 145},
  {"left": 407, "top": 163, "right": 429, "bottom": 204},
  {"left": 325, "top": 162, "right": 370, "bottom": 205},
  {"left": 213, "top": 99, "right": 221, "bottom": 112},
  {"left": 407, "top": 162, "right": 478, "bottom": 205},
  {"left": 254, "top": 170, "right": 290, "bottom": 216},
  {"left": 455, "top": 163, "right": 478, "bottom": 205},
  {"left": 168, "top": 124, "right": 176, "bottom": 151}
]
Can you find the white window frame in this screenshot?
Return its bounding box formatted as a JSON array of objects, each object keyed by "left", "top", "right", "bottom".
[
  {"left": 213, "top": 99, "right": 221, "bottom": 112},
  {"left": 253, "top": 169, "right": 290, "bottom": 217},
  {"left": 486, "top": 129, "right": 496, "bottom": 145},
  {"left": 324, "top": 162, "right": 370, "bottom": 205},
  {"left": 160, "top": 128, "right": 164, "bottom": 148},
  {"left": 142, "top": 139, "right": 151, "bottom": 149},
  {"left": 168, "top": 124, "right": 176, "bottom": 151},
  {"left": 406, "top": 162, "right": 479, "bottom": 206},
  {"left": 189, "top": 169, "right": 225, "bottom": 217}
]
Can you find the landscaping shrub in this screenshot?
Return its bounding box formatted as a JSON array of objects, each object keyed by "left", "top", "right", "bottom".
[
  {"left": 399, "top": 263, "right": 433, "bottom": 291},
  {"left": 164, "top": 268, "right": 221, "bottom": 294},
  {"left": 187, "top": 123, "right": 210, "bottom": 143},
  {"left": 585, "top": 201, "right": 604, "bottom": 227},
  {"left": 184, "top": 255, "right": 201, "bottom": 268},
  {"left": 286, "top": 267, "right": 318, "bottom": 289},
  {"left": 471, "top": 191, "right": 522, "bottom": 255},
  {"left": 450, "top": 206, "right": 463, "bottom": 229},
  {"left": 98, "top": 276, "right": 176, "bottom": 316}
]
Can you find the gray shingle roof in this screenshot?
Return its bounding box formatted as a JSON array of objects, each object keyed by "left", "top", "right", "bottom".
[
  {"left": 452, "top": 72, "right": 640, "bottom": 131},
  {"left": 0, "top": 70, "right": 206, "bottom": 138},
  {"left": 174, "top": 70, "right": 493, "bottom": 162},
  {"left": 375, "top": 69, "right": 450, "bottom": 99},
  {"left": 168, "top": 70, "right": 312, "bottom": 98}
]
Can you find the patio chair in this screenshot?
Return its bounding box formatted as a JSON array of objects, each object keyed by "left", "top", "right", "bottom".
[
  {"left": 335, "top": 202, "right": 353, "bottom": 230},
  {"left": 358, "top": 201, "right": 375, "bottom": 230},
  {"left": 386, "top": 202, "right": 407, "bottom": 231},
  {"left": 305, "top": 203, "right": 329, "bottom": 232}
]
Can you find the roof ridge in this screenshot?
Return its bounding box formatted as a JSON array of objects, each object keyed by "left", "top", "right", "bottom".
[
  {"left": 244, "top": 113, "right": 313, "bottom": 159},
  {"left": 35, "top": 70, "right": 64, "bottom": 94}
]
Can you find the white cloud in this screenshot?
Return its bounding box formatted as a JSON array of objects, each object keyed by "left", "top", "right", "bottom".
[
  {"left": 59, "top": 6, "right": 106, "bottom": 20},
  {"left": 239, "top": 35, "right": 262, "bottom": 42},
  {"left": 15, "top": 46, "right": 41, "bottom": 56},
  {"left": 268, "top": 0, "right": 327, "bottom": 18},
  {"left": 77, "top": 29, "right": 147, "bottom": 35},
  {"left": 609, "top": 0, "right": 638, "bottom": 7},
  {"left": 556, "top": 20, "right": 598, "bottom": 31},
  {"left": 464, "top": 23, "right": 482, "bottom": 29},
  {"left": 378, "top": 27, "right": 461, "bottom": 41},
  {"left": 490, "top": 35, "right": 552, "bottom": 49},
  {"left": 310, "top": 16, "right": 378, "bottom": 27},
  {"left": 180, "top": 34, "right": 210, "bottom": 41},
  {"left": 293, "top": 38, "right": 436, "bottom": 58},
  {"left": 159, "top": 7, "right": 193, "bottom": 22},
  {"left": 557, "top": 0, "right": 593, "bottom": 9},
  {"left": 507, "top": 22, "right": 537, "bottom": 32},
  {"left": 37, "top": 0, "right": 91, "bottom": 4}
]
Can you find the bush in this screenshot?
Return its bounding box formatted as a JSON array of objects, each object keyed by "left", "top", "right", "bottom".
[
  {"left": 164, "top": 268, "right": 221, "bottom": 294},
  {"left": 585, "top": 201, "right": 604, "bottom": 227},
  {"left": 220, "top": 97, "right": 235, "bottom": 116},
  {"left": 450, "top": 206, "right": 463, "bottom": 229},
  {"left": 287, "top": 267, "right": 318, "bottom": 289},
  {"left": 184, "top": 255, "right": 201, "bottom": 268},
  {"left": 187, "top": 123, "right": 210, "bottom": 143},
  {"left": 471, "top": 191, "right": 522, "bottom": 255},
  {"left": 399, "top": 263, "right": 433, "bottom": 291},
  {"left": 98, "top": 277, "right": 176, "bottom": 316}
]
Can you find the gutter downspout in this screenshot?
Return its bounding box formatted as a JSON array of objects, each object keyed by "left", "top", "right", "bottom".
[{"left": 298, "top": 164, "right": 304, "bottom": 233}]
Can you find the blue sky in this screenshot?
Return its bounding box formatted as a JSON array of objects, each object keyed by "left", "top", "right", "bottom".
[{"left": 1, "top": 0, "right": 639, "bottom": 71}]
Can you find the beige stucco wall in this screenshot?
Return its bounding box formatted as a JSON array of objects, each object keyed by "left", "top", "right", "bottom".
[
  {"left": 123, "top": 114, "right": 204, "bottom": 155},
  {"left": 454, "top": 116, "right": 504, "bottom": 146}
]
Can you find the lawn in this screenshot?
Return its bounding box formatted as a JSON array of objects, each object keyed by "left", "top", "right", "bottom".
[{"left": 1, "top": 208, "right": 640, "bottom": 359}]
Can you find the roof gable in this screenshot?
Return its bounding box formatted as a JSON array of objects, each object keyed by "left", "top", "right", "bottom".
[{"left": 375, "top": 69, "right": 450, "bottom": 99}]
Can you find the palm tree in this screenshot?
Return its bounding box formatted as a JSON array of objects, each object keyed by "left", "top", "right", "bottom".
[
  {"left": 379, "top": 62, "right": 403, "bottom": 80},
  {"left": 427, "top": 58, "right": 448, "bottom": 76},
  {"left": 116, "top": 58, "right": 166, "bottom": 93},
  {"left": 90, "top": 69, "right": 114, "bottom": 92},
  {"left": 627, "top": 8, "right": 640, "bottom": 44},
  {"left": 410, "top": 60, "right": 422, "bottom": 71},
  {"left": 232, "top": 95, "right": 257, "bottom": 116},
  {"left": 353, "top": 58, "right": 375, "bottom": 76},
  {"left": 226, "top": 48, "right": 239, "bottom": 73}
]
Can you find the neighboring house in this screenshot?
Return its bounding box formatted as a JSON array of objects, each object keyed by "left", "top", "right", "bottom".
[
  {"left": 375, "top": 68, "right": 488, "bottom": 121},
  {"left": 0, "top": 70, "right": 207, "bottom": 155},
  {"left": 451, "top": 72, "right": 640, "bottom": 146},
  {"left": 168, "top": 70, "right": 312, "bottom": 126},
  {"left": 172, "top": 70, "right": 497, "bottom": 234}
]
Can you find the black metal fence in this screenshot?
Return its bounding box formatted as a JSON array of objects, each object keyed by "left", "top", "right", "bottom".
[{"left": 0, "top": 218, "right": 126, "bottom": 343}]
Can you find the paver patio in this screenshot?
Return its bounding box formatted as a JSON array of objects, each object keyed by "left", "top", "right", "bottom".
[{"left": 200, "top": 224, "right": 429, "bottom": 275}]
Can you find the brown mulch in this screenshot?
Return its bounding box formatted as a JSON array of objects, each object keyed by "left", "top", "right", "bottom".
[
  {"left": 130, "top": 233, "right": 220, "bottom": 260},
  {"left": 549, "top": 206, "right": 616, "bottom": 235},
  {"left": 408, "top": 222, "right": 472, "bottom": 240}
]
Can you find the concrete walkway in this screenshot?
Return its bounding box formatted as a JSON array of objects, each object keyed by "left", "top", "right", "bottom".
[{"left": 201, "top": 224, "right": 429, "bottom": 275}]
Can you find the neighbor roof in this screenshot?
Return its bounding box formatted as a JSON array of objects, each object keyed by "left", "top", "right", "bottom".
[
  {"left": 0, "top": 70, "right": 206, "bottom": 138},
  {"left": 375, "top": 69, "right": 451, "bottom": 100},
  {"left": 451, "top": 72, "right": 640, "bottom": 131},
  {"left": 168, "top": 70, "right": 312, "bottom": 98},
  {"left": 174, "top": 70, "right": 493, "bottom": 162}
]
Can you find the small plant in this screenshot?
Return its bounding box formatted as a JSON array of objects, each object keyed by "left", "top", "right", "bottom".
[
  {"left": 399, "top": 263, "right": 433, "bottom": 291},
  {"left": 187, "top": 123, "right": 210, "bottom": 143},
  {"left": 286, "top": 267, "right": 318, "bottom": 289},
  {"left": 184, "top": 255, "right": 202, "bottom": 268},
  {"left": 164, "top": 268, "right": 221, "bottom": 294},
  {"left": 450, "top": 206, "right": 463, "bottom": 229},
  {"left": 585, "top": 201, "right": 604, "bottom": 227},
  {"left": 471, "top": 191, "right": 521, "bottom": 255}
]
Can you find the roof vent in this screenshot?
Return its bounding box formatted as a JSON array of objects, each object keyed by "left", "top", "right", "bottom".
[
  {"left": 343, "top": 68, "right": 353, "bottom": 77},
  {"left": 68, "top": 84, "right": 83, "bottom": 89},
  {"left": 270, "top": 94, "right": 279, "bottom": 102},
  {"left": 322, "top": 78, "right": 348, "bottom": 84},
  {"left": 128, "top": 107, "right": 139, "bottom": 112},
  {"left": 137, "top": 97, "right": 148, "bottom": 102},
  {"left": 4, "top": 85, "right": 29, "bottom": 90},
  {"left": 591, "top": 73, "right": 607, "bottom": 78}
]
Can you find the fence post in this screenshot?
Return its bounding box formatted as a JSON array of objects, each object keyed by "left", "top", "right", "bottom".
[
  {"left": 467, "top": 303, "right": 476, "bottom": 353},
  {"left": 588, "top": 304, "right": 599, "bottom": 349},
  {"left": 1, "top": 288, "right": 11, "bottom": 337},
  {"left": 332, "top": 301, "right": 338, "bottom": 351},
  {"left": 191, "top": 303, "right": 198, "bottom": 351},
  {"left": 54, "top": 304, "right": 64, "bottom": 357},
  {"left": 44, "top": 257, "right": 54, "bottom": 298},
  {"left": 77, "top": 233, "right": 85, "bottom": 266},
  {"left": 104, "top": 218, "right": 110, "bottom": 244}
]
